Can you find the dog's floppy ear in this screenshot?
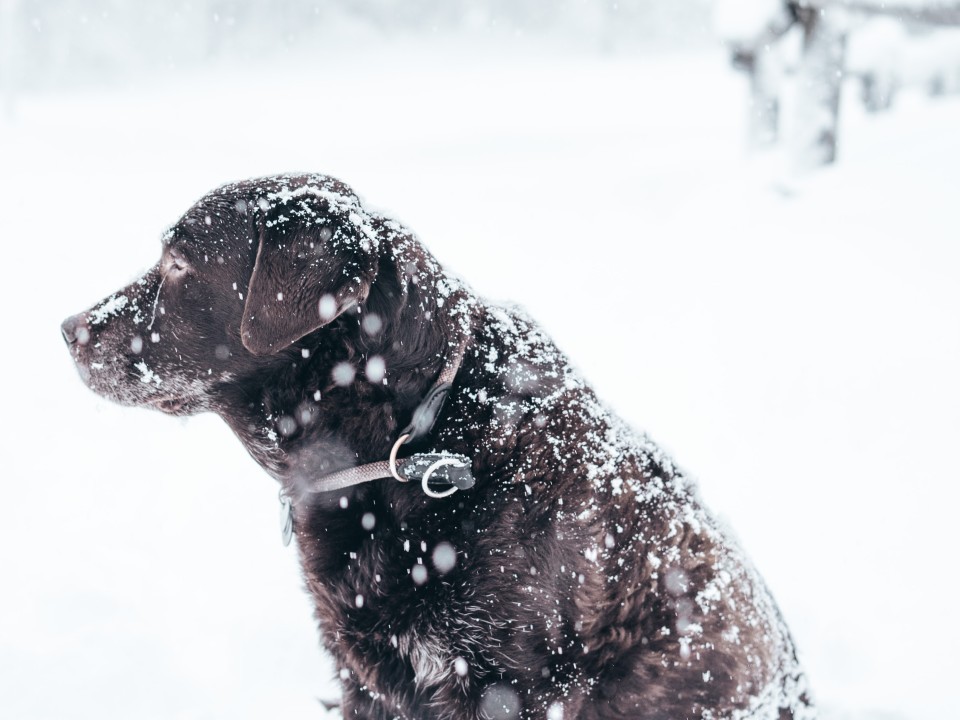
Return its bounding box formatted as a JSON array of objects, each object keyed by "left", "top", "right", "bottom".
[{"left": 240, "top": 192, "right": 378, "bottom": 356}]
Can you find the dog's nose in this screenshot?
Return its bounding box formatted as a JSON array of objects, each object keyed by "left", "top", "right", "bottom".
[{"left": 61, "top": 314, "right": 90, "bottom": 345}]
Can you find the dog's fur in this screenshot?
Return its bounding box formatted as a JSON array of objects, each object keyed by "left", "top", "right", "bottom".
[{"left": 63, "top": 174, "right": 812, "bottom": 720}]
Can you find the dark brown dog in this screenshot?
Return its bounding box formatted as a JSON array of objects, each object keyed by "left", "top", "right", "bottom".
[{"left": 62, "top": 174, "right": 812, "bottom": 720}]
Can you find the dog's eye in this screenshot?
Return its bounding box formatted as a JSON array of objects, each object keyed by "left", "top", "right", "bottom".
[{"left": 166, "top": 249, "right": 190, "bottom": 276}]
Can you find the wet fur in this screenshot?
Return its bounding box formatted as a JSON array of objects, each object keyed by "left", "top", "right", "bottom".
[{"left": 63, "top": 174, "right": 813, "bottom": 720}]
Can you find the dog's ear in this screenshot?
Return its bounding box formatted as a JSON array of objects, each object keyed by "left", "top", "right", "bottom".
[{"left": 240, "top": 194, "right": 378, "bottom": 356}]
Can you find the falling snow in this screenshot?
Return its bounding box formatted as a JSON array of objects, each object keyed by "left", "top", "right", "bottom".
[
  {"left": 34, "top": 20, "right": 960, "bottom": 720},
  {"left": 365, "top": 355, "right": 386, "bottom": 383},
  {"left": 431, "top": 541, "right": 457, "bottom": 574},
  {"left": 318, "top": 293, "right": 338, "bottom": 322},
  {"left": 411, "top": 564, "right": 428, "bottom": 585},
  {"left": 361, "top": 312, "right": 382, "bottom": 336},
  {"left": 331, "top": 362, "right": 356, "bottom": 387}
]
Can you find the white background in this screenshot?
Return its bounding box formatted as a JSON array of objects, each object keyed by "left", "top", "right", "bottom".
[{"left": 1, "top": 3, "right": 959, "bottom": 719}]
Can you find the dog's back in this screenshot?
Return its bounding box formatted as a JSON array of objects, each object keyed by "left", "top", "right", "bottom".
[{"left": 298, "top": 299, "right": 813, "bottom": 719}]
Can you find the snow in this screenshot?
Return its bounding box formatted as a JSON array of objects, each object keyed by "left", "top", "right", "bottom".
[
  {"left": 480, "top": 683, "right": 522, "bottom": 720},
  {"left": 361, "top": 312, "right": 383, "bottom": 336},
  {"left": 2, "top": 28, "right": 959, "bottom": 720},
  {"left": 431, "top": 541, "right": 458, "bottom": 574},
  {"left": 714, "top": 0, "right": 786, "bottom": 43},
  {"left": 411, "top": 564, "right": 429, "bottom": 586},
  {"left": 88, "top": 293, "right": 129, "bottom": 325},
  {"left": 331, "top": 361, "right": 356, "bottom": 387},
  {"left": 318, "top": 293, "right": 338, "bottom": 321},
  {"left": 364, "top": 355, "right": 386, "bottom": 383},
  {"left": 133, "top": 360, "right": 162, "bottom": 387},
  {"left": 361, "top": 512, "right": 376, "bottom": 531}
]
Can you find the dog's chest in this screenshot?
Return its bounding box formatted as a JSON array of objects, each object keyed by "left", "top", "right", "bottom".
[{"left": 297, "top": 492, "right": 572, "bottom": 693}]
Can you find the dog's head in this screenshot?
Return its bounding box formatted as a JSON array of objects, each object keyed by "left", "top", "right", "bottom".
[{"left": 62, "top": 174, "right": 381, "bottom": 415}]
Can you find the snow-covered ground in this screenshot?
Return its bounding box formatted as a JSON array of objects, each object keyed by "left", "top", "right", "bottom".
[{"left": 1, "top": 38, "right": 958, "bottom": 720}]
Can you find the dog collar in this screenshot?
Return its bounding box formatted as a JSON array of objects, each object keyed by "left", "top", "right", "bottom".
[{"left": 279, "top": 334, "right": 474, "bottom": 545}]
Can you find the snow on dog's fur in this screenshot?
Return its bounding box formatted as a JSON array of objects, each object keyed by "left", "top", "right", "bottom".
[{"left": 63, "top": 173, "right": 813, "bottom": 719}]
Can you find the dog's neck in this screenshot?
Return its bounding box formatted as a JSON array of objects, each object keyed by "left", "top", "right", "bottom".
[{"left": 217, "top": 221, "right": 477, "bottom": 494}]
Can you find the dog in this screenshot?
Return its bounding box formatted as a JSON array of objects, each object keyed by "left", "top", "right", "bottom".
[{"left": 63, "top": 173, "right": 813, "bottom": 720}]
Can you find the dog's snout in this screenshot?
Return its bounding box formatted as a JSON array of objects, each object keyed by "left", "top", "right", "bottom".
[{"left": 61, "top": 314, "right": 90, "bottom": 346}]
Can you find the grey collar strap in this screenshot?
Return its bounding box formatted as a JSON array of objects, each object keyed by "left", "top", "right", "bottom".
[
  {"left": 280, "top": 335, "right": 473, "bottom": 544},
  {"left": 310, "top": 334, "right": 474, "bottom": 497}
]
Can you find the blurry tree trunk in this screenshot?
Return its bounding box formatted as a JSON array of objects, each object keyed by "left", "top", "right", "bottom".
[
  {"left": 724, "top": 2, "right": 797, "bottom": 150},
  {"left": 756, "top": 50, "right": 783, "bottom": 148},
  {"left": 0, "top": 0, "right": 19, "bottom": 120},
  {"left": 794, "top": 7, "right": 848, "bottom": 168},
  {"left": 747, "top": 48, "right": 783, "bottom": 149}
]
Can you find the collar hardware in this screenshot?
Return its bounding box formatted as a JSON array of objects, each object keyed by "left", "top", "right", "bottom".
[
  {"left": 399, "top": 383, "right": 454, "bottom": 444},
  {"left": 279, "top": 334, "right": 473, "bottom": 544}
]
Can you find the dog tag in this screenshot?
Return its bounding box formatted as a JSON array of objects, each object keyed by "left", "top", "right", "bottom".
[{"left": 279, "top": 494, "right": 294, "bottom": 546}]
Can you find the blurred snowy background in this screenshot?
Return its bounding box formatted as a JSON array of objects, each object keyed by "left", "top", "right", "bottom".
[{"left": 1, "top": 1, "right": 959, "bottom": 718}]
